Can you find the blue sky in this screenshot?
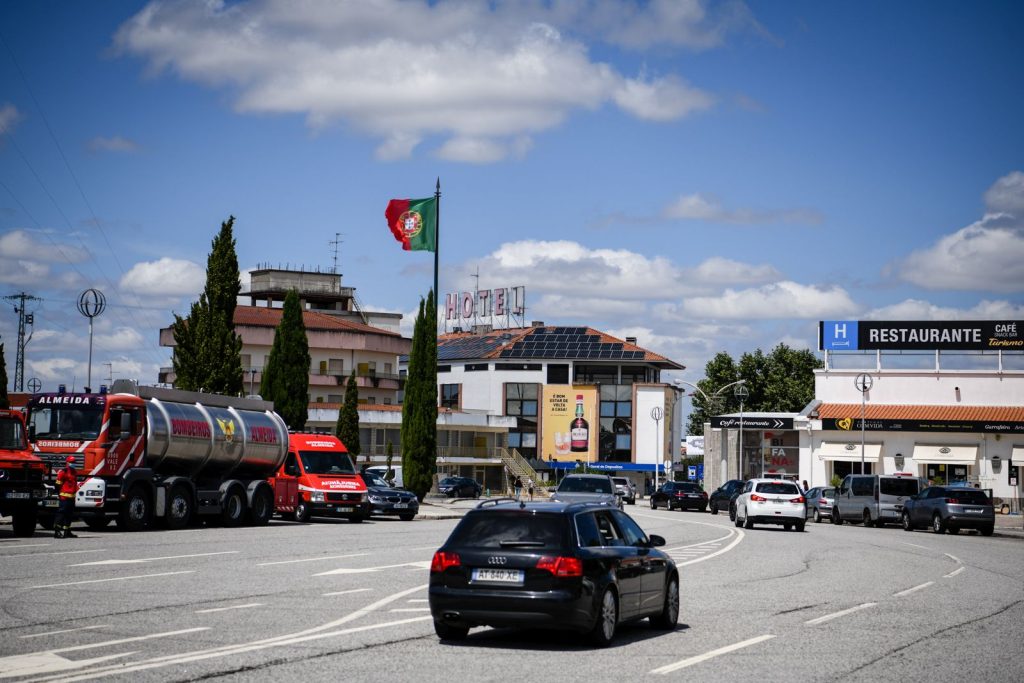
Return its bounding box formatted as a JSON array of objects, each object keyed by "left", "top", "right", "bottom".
[{"left": 1, "top": 0, "right": 1022, "bottom": 401}]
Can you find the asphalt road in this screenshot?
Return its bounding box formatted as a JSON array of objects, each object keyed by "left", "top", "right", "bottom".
[{"left": 1, "top": 508, "right": 1022, "bottom": 682}]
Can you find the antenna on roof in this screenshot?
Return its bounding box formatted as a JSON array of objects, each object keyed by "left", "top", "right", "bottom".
[{"left": 329, "top": 232, "right": 344, "bottom": 274}]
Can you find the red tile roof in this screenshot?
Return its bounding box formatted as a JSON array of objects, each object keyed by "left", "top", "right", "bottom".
[
  {"left": 818, "top": 403, "right": 1024, "bottom": 422},
  {"left": 234, "top": 306, "right": 400, "bottom": 337}
]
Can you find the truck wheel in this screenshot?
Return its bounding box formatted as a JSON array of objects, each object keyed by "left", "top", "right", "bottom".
[
  {"left": 118, "top": 487, "right": 151, "bottom": 532},
  {"left": 163, "top": 485, "right": 193, "bottom": 530},
  {"left": 293, "top": 500, "right": 311, "bottom": 523},
  {"left": 12, "top": 508, "right": 38, "bottom": 537},
  {"left": 220, "top": 487, "right": 247, "bottom": 527},
  {"left": 247, "top": 486, "right": 273, "bottom": 526},
  {"left": 349, "top": 514, "right": 364, "bottom": 524},
  {"left": 84, "top": 516, "right": 112, "bottom": 531}
]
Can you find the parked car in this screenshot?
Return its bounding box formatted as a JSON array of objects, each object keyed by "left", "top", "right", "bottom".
[
  {"left": 708, "top": 479, "right": 746, "bottom": 516},
  {"left": 438, "top": 476, "right": 482, "bottom": 499},
  {"left": 650, "top": 481, "right": 708, "bottom": 512},
  {"left": 550, "top": 474, "right": 622, "bottom": 509},
  {"left": 805, "top": 486, "right": 836, "bottom": 523},
  {"left": 832, "top": 474, "right": 924, "bottom": 527},
  {"left": 428, "top": 499, "right": 679, "bottom": 645},
  {"left": 359, "top": 471, "right": 419, "bottom": 521},
  {"left": 733, "top": 478, "right": 806, "bottom": 531},
  {"left": 611, "top": 477, "right": 637, "bottom": 505},
  {"left": 901, "top": 486, "right": 995, "bottom": 536}
]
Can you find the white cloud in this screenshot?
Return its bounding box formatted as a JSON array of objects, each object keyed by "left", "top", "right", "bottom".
[
  {"left": 0, "top": 229, "right": 91, "bottom": 262},
  {"left": 114, "top": 0, "right": 717, "bottom": 163},
  {"left": 689, "top": 256, "right": 781, "bottom": 285},
  {"left": 119, "top": 257, "right": 205, "bottom": 297},
  {"left": 96, "top": 327, "right": 147, "bottom": 351},
  {"left": 984, "top": 170, "right": 1024, "bottom": 215},
  {"left": 865, "top": 298, "right": 1024, "bottom": 320},
  {"left": 662, "top": 192, "right": 823, "bottom": 225},
  {"left": 681, "top": 281, "right": 859, "bottom": 319},
  {"left": 0, "top": 103, "right": 21, "bottom": 136},
  {"left": 88, "top": 135, "right": 141, "bottom": 153}
]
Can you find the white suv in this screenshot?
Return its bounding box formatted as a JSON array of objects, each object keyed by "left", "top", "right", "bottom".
[{"left": 734, "top": 478, "right": 807, "bottom": 532}]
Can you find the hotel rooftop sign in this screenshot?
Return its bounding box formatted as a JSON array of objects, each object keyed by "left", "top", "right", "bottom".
[{"left": 819, "top": 320, "right": 1023, "bottom": 351}]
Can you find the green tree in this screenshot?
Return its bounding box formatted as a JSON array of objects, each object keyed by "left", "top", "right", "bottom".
[
  {"left": 336, "top": 370, "right": 361, "bottom": 461},
  {"left": 260, "top": 289, "right": 310, "bottom": 430},
  {"left": 686, "top": 352, "right": 740, "bottom": 435},
  {"left": 171, "top": 216, "right": 243, "bottom": 395},
  {"left": 0, "top": 343, "right": 8, "bottom": 409},
  {"left": 401, "top": 290, "right": 437, "bottom": 500}
]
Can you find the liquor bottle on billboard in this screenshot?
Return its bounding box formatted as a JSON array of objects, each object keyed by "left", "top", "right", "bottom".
[{"left": 570, "top": 394, "right": 589, "bottom": 452}]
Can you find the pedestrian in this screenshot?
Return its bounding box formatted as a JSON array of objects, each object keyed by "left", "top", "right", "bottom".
[
  {"left": 802, "top": 480, "right": 809, "bottom": 492},
  {"left": 527, "top": 478, "right": 534, "bottom": 501},
  {"left": 513, "top": 475, "right": 522, "bottom": 500},
  {"left": 55, "top": 456, "right": 80, "bottom": 538}
]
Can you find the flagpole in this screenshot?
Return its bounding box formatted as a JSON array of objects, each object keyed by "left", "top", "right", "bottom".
[{"left": 434, "top": 178, "right": 440, "bottom": 305}]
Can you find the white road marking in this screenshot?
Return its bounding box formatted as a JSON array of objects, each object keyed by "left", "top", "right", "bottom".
[
  {"left": 804, "top": 602, "right": 877, "bottom": 625},
  {"left": 894, "top": 581, "right": 934, "bottom": 597},
  {"left": 407, "top": 598, "right": 428, "bottom": 603},
  {"left": 944, "top": 567, "right": 966, "bottom": 578},
  {"left": 258, "top": 553, "right": 368, "bottom": 566},
  {"left": 195, "top": 603, "right": 264, "bottom": 614},
  {"left": 0, "top": 543, "right": 52, "bottom": 550},
  {"left": 650, "top": 634, "right": 776, "bottom": 674},
  {"left": 896, "top": 541, "right": 930, "bottom": 550},
  {"left": 0, "top": 652, "right": 134, "bottom": 678},
  {"left": 70, "top": 551, "right": 236, "bottom": 567},
  {"left": 3, "top": 550, "right": 105, "bottom": 559},
  {"left": 51, "top": 627, "right": 211, "bottom": 654},
  {"left": 389, "top": 608, "right": 430, "bottom": 612},
  {"left": 944, "top": 553, "right": 962, "bottom": 564},
  {"left": 32, "top": 571, "right": 195, "bottom": 589},
  {"left": 19, "top": 625, "right": 109, "bottom": 639},
  {"left": 315, "top": 561, "right": 426, "bottom": 576},
  {"left": 322, "top": 588, "right": 372, "bottom": 597}
]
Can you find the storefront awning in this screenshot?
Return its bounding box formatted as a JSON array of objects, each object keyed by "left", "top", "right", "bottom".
[
  {"left": 912, "top": 444, "right": 978, "bottom": 464},
  {"left": 815, "top": 442, "right": 882, "bottom": 462}
]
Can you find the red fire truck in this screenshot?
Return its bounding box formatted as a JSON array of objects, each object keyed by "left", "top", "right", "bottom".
[
  {"left": 271, "top": 433, "right": 369, "bottom": 523},
  {"left": 0, "top": 408, "right": 48, "bottom": 536},
  {"left": 27, "top": 380, "right": 288, "bottom": 531}
]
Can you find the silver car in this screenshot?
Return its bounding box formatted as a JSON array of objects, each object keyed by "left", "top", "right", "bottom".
[
  {"left": 550, "top": 474, "right": 623, "bottom": 509},
  {"left": 611, "top": 476, "right": 637, "bottom": 505},
  {"left": 805, "top": 486, "right": 836, "bottom": 523}
]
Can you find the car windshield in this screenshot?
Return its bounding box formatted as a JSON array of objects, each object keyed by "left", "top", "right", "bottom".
[
  {"left": 880, "top": 478, "right": 920, "bottom": 496},
  {"left": 822, "top": 488, "right": 836, "bottom": 497},
  {"left": 363, "top": 473, "right": 389, "bottom": 487},
  {"left": 299, "top": 450, "right": 356, "bottom": 475},
  {"left": 30, "top": 407, "right": 103, "bottom": 440},
  {"left": 0, "top": 416, "right": 27, "bottom": 449},
  {"left": 440, "top": 478, "right": 459, "bottom": 485},
  {"left": 947, "top": 490, "right": 990, "bottom": 504},
  {"left": 558, "top": 477, "right": 612, "bottom": 494},
  {"left": 612, "top": 478, "right": 629, "bottom": 486},
  {"left": 754, "top": 482, "right": 800, "bottom": 495},
  {"left": 447, "top": 512, "right": 569, "bottom": 549}
]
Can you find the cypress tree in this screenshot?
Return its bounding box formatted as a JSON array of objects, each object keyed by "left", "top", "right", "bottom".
[
  {"left": 401, "top": 290, "right": 437, "bottom": 500},
  {"left": 0, "top": 343, "right": 8, "bottom": 409},
  {"left": 336, "top": 370, "right": 361, "bottom": 461},
  {"left": 260, "top": 289, "right": 310, "bottom": 430},
  {"left": 171, "top": 216, "right": 243, "bottom": 394}
]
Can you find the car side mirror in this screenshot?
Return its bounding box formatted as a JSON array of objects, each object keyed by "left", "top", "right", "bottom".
[{"left": 648, "top": 534, "right": 666, "bottom": 547}]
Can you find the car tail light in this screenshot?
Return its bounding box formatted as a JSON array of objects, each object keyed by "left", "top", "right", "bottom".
[
  {"left": 750, "top": 494, "right": 767, "bottom": 502},
  {"left": 791, "top": 496, "right": 805, "bottom": 504},
  {"left": 430, "top": 551, "right": 461, "bottom": 573},
  {"left": 536, "top": 556, "right": 583, "bottom": 577},
  {"left": 945, "top": 498, "right": 961, "bottom": 504},
  {"left": 818, "top": 498, "right": 827, "bottom": 505},
  {"left": 701, "top": 492, "right": 708, "bottom": 498}
]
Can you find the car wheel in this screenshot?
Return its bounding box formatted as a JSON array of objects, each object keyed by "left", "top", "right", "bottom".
[
  {"left": 743, "top": 516, "right": 754, "bottom": 530},
  {"left": 901, "top": 511, "right": 915, "bottom": 531},
  {"left": 734, "top": 513, "right": 743, "bottom": 528},
  {"left": 650, "top": 498, "right": 656, "bottom": 510},
  {"left": 932, "top": 513, "right": 946, "bottom": 534},
  {"left": 813, "top": 509, "right": 822, "bottom": 523},
  {"left": 784, "top": 523, "right": 792, "bottom": 531},
  {"left": 980, "top": 524, "right": 994, "bottom": 536},
  {"left": 293, "top": 500, "right": 311, "bottom": 524},
  {"left": 729, "top": 504, "right": 736, "bottom": 522},
  {"left": 650, "top": 575, "right": 679, "bottom": 630},
  {"left": 710, "top": 502, "right": 719, "bottom": 515},
  {"left": 947, "top": 526, "right": 960, "bottom": 535},
  {"left": 398, "top": 513, "right": 416, "bottom": 521},
  {"left": 831, "top": 508, "right": 844, "bottom": 525},
  {"left": 433, "top": 620, "right": 469, "bottom": 641},
  {"left": 795, "top": 520, "right": 805, "bottom": 532},
  {"left": 588, "top": 587, "right": 618, "bottom": 647}
]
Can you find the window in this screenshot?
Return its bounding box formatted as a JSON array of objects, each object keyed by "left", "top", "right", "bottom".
[
  {"left": 575, "top": 513, "right": 603, "bottom": 547},
  {"left": 447, "top": 513, "right": 568, "bottom": 549},
  {"left": 440, "top": 384, "right": 460, "bottom": 410},
  {"left": 611, "top": 510, "right": 647, "bottom": 546},
  {"left": 328, "top": 358, "right": 344, "bottom": 375},
  {"left": 547, "top": 364, "right": 569, "bottom": 384},
  {"left": 241, "top": 353, "right": 252, "bottom": 370},
  {"left": 384, "top": 362, "right": 392, "bottom": 374},
  {"left": 495, "top": 363, "right": 541, "bottom": 371},
  {"left": 506, "top": 384, "right": 539, "bottom": 457},
  {"left": 598, "top": 385, "right": 632, "bottom": 461},
  {"left": 465, "top": 363, "right": 489, "bottom": 372},
  {"left": 851, "top": 477, "right": 874, "bottom": 496},
  {"left": 573, "top": 364, "right": 618, "bottom": 385},
  {"left": 754, "top": 482, "right": 800, "bottom": 495}
]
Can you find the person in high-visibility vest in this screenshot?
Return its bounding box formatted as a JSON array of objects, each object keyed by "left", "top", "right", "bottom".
[{"left": 55, "top": 456, "right": 80, "bottom": 538}]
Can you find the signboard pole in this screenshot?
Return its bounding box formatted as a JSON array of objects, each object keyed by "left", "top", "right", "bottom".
[
  {"left": 855, "top": 373, "right": 873, "bottom": 474},
  {"left": 651, "top": 407, "right": 663, "bottom": 494}
]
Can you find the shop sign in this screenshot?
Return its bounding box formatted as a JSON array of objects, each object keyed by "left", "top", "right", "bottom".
[
  {"left": 819, "top": 320, "right": 1024, "bottom": 351},
  {"left": 711, "top": 416, "right": 793, "bottom": 430},
  {"left": 822, "top": 417, "right": 1024, "bottom": 433}
]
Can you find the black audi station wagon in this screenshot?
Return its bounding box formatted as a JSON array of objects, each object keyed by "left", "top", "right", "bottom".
[{"left": 428, "top": 499, "right": 679, "bottom": 646}]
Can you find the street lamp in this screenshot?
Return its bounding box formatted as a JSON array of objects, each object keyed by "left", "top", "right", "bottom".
[
  {"left": 734, "top": 384, "right": 749, "bottom": 478},
  {"left": 673, "top": 378, "right": 747, "bottom": 481},
  {"left": 855, "top": 373, "right": 873, "bottom": 474}
]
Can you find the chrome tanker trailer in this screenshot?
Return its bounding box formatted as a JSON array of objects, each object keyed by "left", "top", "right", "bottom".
[{"left": 27, "top": 380, "right": 288, "bottom": 531}]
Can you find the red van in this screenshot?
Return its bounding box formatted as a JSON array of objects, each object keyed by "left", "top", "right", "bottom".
[{"left": 271, "top": 433, "right": 369, "bottom": 523}]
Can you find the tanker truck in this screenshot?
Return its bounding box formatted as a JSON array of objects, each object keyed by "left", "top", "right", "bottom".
[
  {"left": 26, "top": 380, "right": 288, "bottom": 532},
  {"left": 0, "top": 408, "right": 49, "bottom": 536}
]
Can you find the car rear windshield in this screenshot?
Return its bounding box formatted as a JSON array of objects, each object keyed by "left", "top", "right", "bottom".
[
  {"left": 446, "top": 512, "right": 569, "bottom": 549},
  {"left": 558, "top": 477, "right": 612, "bottom": 494},
  {"left": 612, "top": 478, "right": 629, "bottom": 485},
  {"left": 754, "top": 482, "right": 800, "bottom": 495},
  {"left": 947, "top": 490, "right": 990, "bottom": 504},
  {"left": 880, "top": 478, "right": 920, "bottom": 496}
]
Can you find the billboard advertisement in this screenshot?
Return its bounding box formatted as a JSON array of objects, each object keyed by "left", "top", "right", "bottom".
[
  {"left": 542, "top": 385, "right": 597, "bottom": 464},
  {"left": 820, "top": 320, "right": 1024, "bottom": 351}
]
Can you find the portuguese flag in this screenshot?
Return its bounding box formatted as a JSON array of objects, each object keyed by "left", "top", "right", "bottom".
[{"left": 385, "top": 196, "right": 437, "bottom": 252}]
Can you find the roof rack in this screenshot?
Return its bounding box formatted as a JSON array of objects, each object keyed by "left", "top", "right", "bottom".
[{"left": 475, "top": 498, "right": 519, "bottom": 508}]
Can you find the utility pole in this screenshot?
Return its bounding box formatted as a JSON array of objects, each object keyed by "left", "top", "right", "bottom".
[{"left": 3, "top": 292, "right": 41, "bottom": 391}]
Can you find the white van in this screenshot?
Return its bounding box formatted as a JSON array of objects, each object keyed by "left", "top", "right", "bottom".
[
  {"left": 365, "top": 465, "right": 403, "bottom": 488},
  {"left": 832, "top": 474, "right": 924, "bottom": 527}
]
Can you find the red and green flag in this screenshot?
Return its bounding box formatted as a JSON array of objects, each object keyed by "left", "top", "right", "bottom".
[{"left": 385, "top": 197, "right": 437, "bottom": 252}]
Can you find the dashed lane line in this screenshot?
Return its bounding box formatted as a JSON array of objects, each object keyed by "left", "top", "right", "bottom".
[
  {"left": 32, "top": 571, "right": 195, "bottom": 589},
  {"left": 195, "top": 603, "right": 264, "bottom": 614},
  {"left": 894, "top": 582, "right": 934, "bottom": 597},
  {"left": 944, "top": 567, "right": 966, "bottom": 578},
  {"left": 804, "top": 602, "right": 876, "bottom": 626},
  {"left": 19, "top": 626, "right": 109, "bottom": 639},
  {"left": 257, "top": 553, "right": 368, "bottom": 567},
  {"left": 649, "top": 634, "right": 776, "bottom": 674}
]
